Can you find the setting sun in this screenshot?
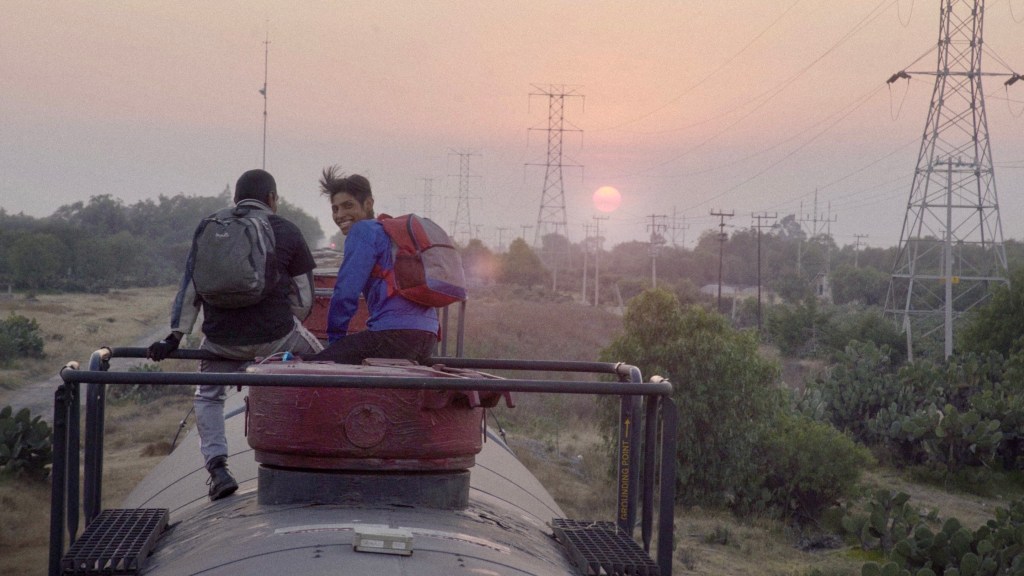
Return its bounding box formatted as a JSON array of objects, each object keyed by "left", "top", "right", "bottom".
[{"left": 593, "top": 186, "right": 621, "bottom": 213}]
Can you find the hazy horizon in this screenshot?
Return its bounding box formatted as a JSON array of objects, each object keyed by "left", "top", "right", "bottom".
[{"left": 2, "top": 1, "right": 1021, "bottom": 251}]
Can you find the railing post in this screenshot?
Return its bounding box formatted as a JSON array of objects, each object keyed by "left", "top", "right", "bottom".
[
  {"left": 657, "top": 396, "right": 678, "bottom": 576},
  {"left": 83, "top": 349, "right": 109, "bottom": 525},
  {"left": 456, "top": 300, "right": 466, "bottom": 357},
  {"left": 48, "top": 384, "right": 69, "bottom": 576},
  {"left": 641, "top": 394, "right": 659, "bottom": 551},
  {"left": 616, "top": 393, "right": 641, "bottom": 536},
  {"left": 66, "top": 382, "right": 80, "bottom": 545},
  {"left": 83, "top": 382, "right": 106, "bottom": 524}
]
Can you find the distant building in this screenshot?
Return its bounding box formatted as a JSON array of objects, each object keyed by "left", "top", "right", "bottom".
[
  {"left": 699, "top": 284, "right": 777, "bottom": 320},
  {"left": 698, "top": 284, "right": 763, "bottom": 300}
]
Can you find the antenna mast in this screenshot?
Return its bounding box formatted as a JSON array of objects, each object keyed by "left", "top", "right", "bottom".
[{"left": 260, "top": 28, "right": 270, "bottom": 169}]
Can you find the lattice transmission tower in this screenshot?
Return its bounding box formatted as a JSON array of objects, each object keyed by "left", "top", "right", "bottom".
[
  {"left": 449, "top": 151, "right": 478, "bottom": 245},
  {"left": 885, "top": 0, "right": 1011, "bottom": 361},
  {"left": 528, "top": 85, "right": 582, "bottom": 290}
]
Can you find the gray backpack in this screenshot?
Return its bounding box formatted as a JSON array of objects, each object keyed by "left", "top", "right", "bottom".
[{"left": 188, "top": 202, "right": 278, "bottom": 308}]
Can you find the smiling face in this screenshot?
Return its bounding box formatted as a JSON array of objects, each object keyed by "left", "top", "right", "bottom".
[{"left": 330, "top": 191, "right": 374, "bottom": 235}]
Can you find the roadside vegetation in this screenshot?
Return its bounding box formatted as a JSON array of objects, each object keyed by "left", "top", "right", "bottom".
[{"left": 2, "top": 192, "right": 1024, "bottom": 575}]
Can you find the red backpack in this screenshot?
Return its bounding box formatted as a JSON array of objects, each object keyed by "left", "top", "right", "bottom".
[{"left": 371, "top": 214, "right": 468, "bottom": 307}]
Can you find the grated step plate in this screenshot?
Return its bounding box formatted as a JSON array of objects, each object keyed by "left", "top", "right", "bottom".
[
  {"left": 552, "top": 519, "right": 660, "bottom": 576},
  {"left": 62, "top": 508, "right": 169, "bottom": 575}
]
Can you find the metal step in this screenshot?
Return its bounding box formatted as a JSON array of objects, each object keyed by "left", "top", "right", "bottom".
[
  {"left": 62, "top": 508, "right": 168, "bottom": 575},
  {"left": 552, "top": 519, "right": 661, "bottom": 576}
]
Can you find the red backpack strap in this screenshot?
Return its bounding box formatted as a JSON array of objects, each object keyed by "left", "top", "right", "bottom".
[
  {"left": 370, "top": 214, "right": 399, "bottom": 295},
  {"left": 379, "top": 214, "right": 418, "bottom": 254}
]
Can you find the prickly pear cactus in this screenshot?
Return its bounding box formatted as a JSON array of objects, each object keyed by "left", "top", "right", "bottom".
[{"left": 0, "top": 405, "right": 53, "bottom": 480}]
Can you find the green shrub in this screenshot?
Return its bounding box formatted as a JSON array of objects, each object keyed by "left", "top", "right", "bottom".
[
  {"left": 890, "top": 404, "right": 1003, "bottom": 473},
  {"left": 602, "top": 289, "right": 867, "bottom": 522},
  {"left": 760, "top": 413, "right": 873, "bottom": 522},
  {"left": 801, "top": 341, "right": 900, "bottom": 444},
  {"left": 0, "top": 405, "right": 52, "bottom": 481},
  {"left": 0, "top": 314, "right": 45, "bottom": 364},
  {"left": 603, "top": 291, "right": 785, "bottom": 511},
  {"left": 851, "top": 493, "right": 1024, "bottom": 576},
  {"left": 765, "top": 298, "right": 826, "bottom": 357},
  {"left": 842, "top": 490, "right": 919, "bottom": 555}
]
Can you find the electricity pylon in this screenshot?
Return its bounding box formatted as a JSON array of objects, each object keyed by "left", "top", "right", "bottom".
[
  {"left": 528, "top": 85, "right": 582, "bottom": 290},
  {"left": 449, "top": 151, "right": 479, "bottom": 245},
  {"left": 885, "top": 0, "right": 1011, "bottom": 361}
]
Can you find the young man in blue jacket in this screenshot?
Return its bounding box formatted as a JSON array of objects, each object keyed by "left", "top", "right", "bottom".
[{"left": 307, "top": 167, "right": 437, "bottom": 363}]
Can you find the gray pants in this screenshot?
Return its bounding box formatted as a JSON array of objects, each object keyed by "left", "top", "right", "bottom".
[{"left": 194, "top": 317, "right": 323, "bottom": 468}]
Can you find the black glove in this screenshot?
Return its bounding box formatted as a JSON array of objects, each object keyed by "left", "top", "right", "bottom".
[{"left": 147, "top": 332, "right": 181, "bottom": 361}]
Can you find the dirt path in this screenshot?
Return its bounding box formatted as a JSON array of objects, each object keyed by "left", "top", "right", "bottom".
[
  {"left": 0, "top": 287, "right": 180, "bottom": 422},
  {"left": 3, "top": 325, "right": 169, "bottom": 421}
]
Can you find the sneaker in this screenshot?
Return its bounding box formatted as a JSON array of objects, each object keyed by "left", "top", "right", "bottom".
[{"left": 206, "top": 460, "right": 238, "bottom": 501}]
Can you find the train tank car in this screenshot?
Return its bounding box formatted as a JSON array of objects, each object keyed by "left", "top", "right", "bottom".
[
  {"left": 51, "top": 352, "right": 677, "bottom": 576},
  {"left": 118, "top": 383, "right": 576, "bottom": 575},
  {"left": 49, "top": 271, "right": 678, "bottom": 575}
]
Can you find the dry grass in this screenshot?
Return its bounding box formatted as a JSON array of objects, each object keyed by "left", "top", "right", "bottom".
[
  {"left": 0, "top": 481, "right": 50, "bottom": 574},
  {"left": 0, "top": 285, "right": 185, "bottom": 576},
  {"left": 860, "top": 468, "right": 1013, "bottom": 531},
  {"left": 0, "top": 286, "right": 178, "bottom": 394},
  {"left": 671, "top": 510, "right": 865, "bottom": 576}
]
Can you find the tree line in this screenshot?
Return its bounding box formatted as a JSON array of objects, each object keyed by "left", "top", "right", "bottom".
[
  {"left": 0, "top": 192, "right": 324, "bottom": 293},
  {"left": 5, "top": 191, "right": 1024, "bottom": 326},
  {"left": 464, "top": 216, "right": 1024, "bottom": 311}
]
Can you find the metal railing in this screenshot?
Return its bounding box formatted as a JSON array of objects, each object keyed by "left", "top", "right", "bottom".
[{"left": 49, "top": 348, "right": 677, "bottom": 576}]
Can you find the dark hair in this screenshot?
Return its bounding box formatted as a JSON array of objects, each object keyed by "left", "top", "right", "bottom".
[
  {"left": 234, "top": 169, "right": 278, "bottom": 204},
  {"left": 319, "top": 165, "right": 373, "bottom": 204}
]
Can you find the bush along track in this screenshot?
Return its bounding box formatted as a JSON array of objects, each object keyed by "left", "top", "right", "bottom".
[
  {"left": 847, "top": 490, "right": 1024, "bottom": 576},
  {"left": 0, "top": 405, "right": 52, "bottom": 481}
]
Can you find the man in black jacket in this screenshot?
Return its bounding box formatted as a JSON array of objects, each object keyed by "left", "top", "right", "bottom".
[{"left": 147, "top": 169, "right": 322, "bottom": 501}]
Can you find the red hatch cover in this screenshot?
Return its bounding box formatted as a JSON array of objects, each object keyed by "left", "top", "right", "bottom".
[{"left": 245, "top": 359, "right": 511, "bottom": 471}]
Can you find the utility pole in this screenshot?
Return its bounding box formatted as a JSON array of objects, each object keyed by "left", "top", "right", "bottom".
[
  {"left": 581, "top": 223, "right": 593, "bottom": 305},
  {"left": 711, "top": 210, "right": 734, "bottom": 312},
  {"left": 853, "top": 234, "right": 869, "bottom": 268},
  {"left": 752, "top": 212, "right": 777, "bottom": 331},
  {"left": 593, "top": 216, "right": 607, "bottom": 307},
  {"left": 646, "top": 214, "right": 667, "bottom": 288},
  {"left": 497, "top": 227, "right": 510, "bottom": 253},
  {"left": 527, "top": 85, "right": 583, "bottom": 291},
  {"left": 520, "top": 225, "right": 533, "bottom": 240},
  {"left": 259, "top": 28, "right": 270, "bottom": 169},
  {"left": 884, "top": 0, "right": 1014, "bottom": 361}
]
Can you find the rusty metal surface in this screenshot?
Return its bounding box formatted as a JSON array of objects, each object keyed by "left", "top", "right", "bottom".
[{"left": 245, "top": 361, "right": 488, "bottom": 471}]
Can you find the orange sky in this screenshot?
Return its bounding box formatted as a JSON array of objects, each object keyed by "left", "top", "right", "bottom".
[{"left": 2, "top": 1, "right": 1022, "bottom": 249}]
